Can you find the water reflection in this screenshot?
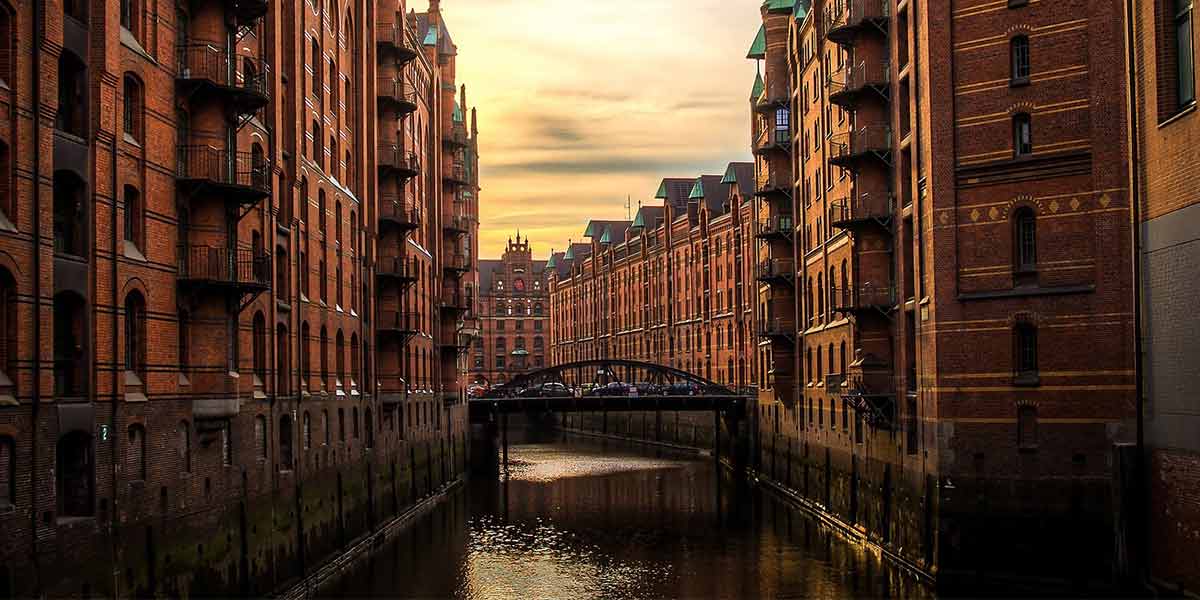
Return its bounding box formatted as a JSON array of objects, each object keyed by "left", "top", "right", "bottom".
[{"left": 321, "top": 436, "right": 932, "bottom": 599}]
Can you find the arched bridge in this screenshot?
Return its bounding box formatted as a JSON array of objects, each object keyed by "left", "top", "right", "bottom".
[{"left": 471, "top": 359, "right": 751, "bottom": 423}]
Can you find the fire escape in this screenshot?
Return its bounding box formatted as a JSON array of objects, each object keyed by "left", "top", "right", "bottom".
[{"left": 826, "top": 0, "right": 897, "bottom": 431}]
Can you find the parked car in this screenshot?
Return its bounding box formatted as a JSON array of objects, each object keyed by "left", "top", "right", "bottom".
[
  {"left": 580, "top": 383, "right": 601, "bottom": 396},
  {"left": 635, "top": 382, "right": 664, "bottom": 396},
  {"left": 539, "top": 382, "right": 572, "bottom": 397},
  {"left": 596, "top": 381, "right": 631, "bottom": 397},
  {"left": 466, "top": 384, "right": 489, "bottom": 398},
  {"left": 665, "top": 382, "right": 700, "bottom": 396}
]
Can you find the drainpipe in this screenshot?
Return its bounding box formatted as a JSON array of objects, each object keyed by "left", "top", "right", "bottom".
[
  {"left": 109, "top": 39, "right": 122, "bottom": 597},
  {"left": 1122, "top": 0, "right": 1146, "bottom": 583},
  {"left": 29, "top": 0, "right": 43, "bottom": 593}
]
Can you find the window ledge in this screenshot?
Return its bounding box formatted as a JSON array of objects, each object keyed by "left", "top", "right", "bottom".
[
  {"left": 1013, "top": 373, "right": 1041, "bottom": 387},
  {"left": 1159, "top": 101, "right": 1197, "bottom": 128},
  {"left": 0, "top": 211, "right": 17, "bottom": 234},
  {"left": 120, "top": 28, "right": 155, "bottom": 63},
  {"left": 123, "top": 240, "right": 147, "bottom": 262}
]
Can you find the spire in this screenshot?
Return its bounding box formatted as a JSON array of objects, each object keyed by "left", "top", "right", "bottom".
[{"left": 471, "top": 108, "right": 478, "bottom": 136}]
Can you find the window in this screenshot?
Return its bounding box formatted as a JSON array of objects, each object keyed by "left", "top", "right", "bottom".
[
  {"left": 277, "top": 324, "right": 290, "bottom": 395},
  {"left": 318, "top": 189, "right": 327, "bottom": 232},
  {"left": 0, "top": 6, "right": 12, "bottom": 88},
  {"left": 1010, "top": 36, "right": 1030, "bottom": 84},
  {"left": 312, "top": 122, "right": 322, "bottom": 167},
  {"left": 1015, "top": 323, "right": 1039, "bottom": 382},
  {"left": 335, "top": 330, "right": 345, "bottom": 385},
  {"left": 122, "top": 75, "right": 143, "bottom": 142},
  {"left": 0, "top": 141, "right": 11, "bottom": 220},
  {"left": 1014, "top": 208, "right": 1037, "bottom": 272},
  {"left": 53, "top": 172, "right": 85, "bottom": 257},
  {"left": 53, "top": 292, "right": 87, "bottom": 398},
  {"left": 56, "top": 52, "right": 87, "bottom": 137},
  {"left": 322, "top": 410, "right": 330, "bottom": 446},
  {"left": 123, "top": 291, "right": 146, "bottom": 379},
  {"left": 300, "top": 321, "right": 311, "bottom": 388},
  {"left": 252, "top": 312, "right": 266, "bottom": 382},
  {"left": 1179, "top": 0, "right": 1196, "bottom": 107},
  {"left": 0, "top": 435, "right": 13, "bottom": 507},
  {"left": 57, "top": 431, "right": 93, "bottom": 517},
  {"left": 350, "top": 333, "right": 360, "bottom": 384},
  {"left": 276, "top": 247, "right": 289, "bottom": 302},
  {"left": 178, "top": 310, "right": 190, "bottom": 374},
  {"left": 176, "top": 421, "right": 191, "bottom": 473},
  {"left": 120, "top": 0, "right": 138, "bottom": 36},
  {"left": 123, "top": 185, "right": 144, "bottom": 251},
  {"left": 0, "top": 269, "right": 16, "bottom": 388},
  {"left": 319, "top": 327, "right": 329, "bottom": 389},
  {"left": 1012, "top": 113, "right": 1032, "bottom": 157},
  {"left": 255, "top": 415, "right": 267, "bottom": 459},
  {"left": 311, "top": 39, "right": 321, "bottom": 100},
  {"left": 221, "top": 421, "right": 233, "bottom": 466},
  {"left": 122, "top": 425, "right": 146, "bottom": 481},
  {"left": 1017, "top": 405, "right": 1038, "bottom": 450},
  {"left": 279, "top": 414, "right": 294, "bottom": 470}
]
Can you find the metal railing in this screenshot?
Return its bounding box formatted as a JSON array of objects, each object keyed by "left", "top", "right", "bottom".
[
  {"left": 441, "top": 287, "right": 469, "bottom": 309},
  {"left": 378, "top": 143, "right": 420, "bottom": 174},
  {"left": 758, "top": 258, "right": 795, "bottom": 280},
  {"left": 177, "top": 44, "right": 269, "bottom": 99},
  {"left": 757, "top": 215, "right": 794, "bottom": 238},
  {"left": 176, "top": 145, "right": 272, "bottom": 194},
  {"left": 755, "top": 126, "right": 792, "bottom": 151},
  {"left": 376, "top": 255, "right": 420, "bottom": 280},
  {"left": 826, "top": 60, "right": 891, "bottom": 100},
  {"left": 829, "top": 191, "right": 894, "bottom": 226},
  {"left": 826, "top": 0, "right": 890, "bottom": 38},
  {"left": 444, "top": 215, "right": 470, "bottom": 234},
  {"left": 445, "top": 129, "right": 468, "bottom": 147},
  {"left": 759, "top": 317, "right": 797, "bottom": 338},
  {"left": 828, "top": 126, "right": 891, "bottom": 162},
  {"left": 831, "top": 283, "right": 896, "bottom": 311},
  {"left": 379, "top": 195, "right": 421, "bottom": 228},
  {"left": 177, "top": 245, "right": 270, "bottom": 286},
  {"left": 376, "top": 77, "right": 418, "bottom": 108},
  {"left": 378, "top": 310, "right": 420, "bottom": 332},
  {"left": 825, "top": 373, "right": 846, "bottom": 389},
  {"left": 444, "top": 253, "right": 469, "bottom": 271}
]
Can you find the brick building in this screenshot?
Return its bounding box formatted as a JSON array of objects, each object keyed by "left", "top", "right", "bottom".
[
  {"left": 0, "top": 0, "right": 479, "bottom": 595},
  {"left": 550, "top": 0, "right": 1138, "bottom": 586},
  {"left": 1129, "top": 0, "right": 1200, "bottom": 592},
  {"left": 468, "top": 234, "right": 549, "bottom": 387}
]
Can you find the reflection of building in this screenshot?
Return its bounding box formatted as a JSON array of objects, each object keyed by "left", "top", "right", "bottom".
[
  {"left": 0, "top": 0, "right": 479, "bottom": 595},
  {"left": 1129, "top": 1, "right": 1200, "bottom": 591},
  {"left": 471, "top": 235, "right": 549, "bottom": 385}
]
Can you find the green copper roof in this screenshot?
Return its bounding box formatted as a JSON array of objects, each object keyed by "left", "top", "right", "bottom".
[
  {"left": 751, "top": 72, "right": 765, "bottom": 101},
  {"left": 423, "top": 26, "right": 438, "bottom": 46},
  {"left": 763, "top": 0, "right": 796, "bottom": 12},
  {"left": 564, "top": 246, "right": 575, "bottom": 260},
  {"left": 794, "top": 0, "right": 811, "bottom": 19},
  {"left": 599, "top": 228, "right": 613, "bottom": 244},
  {"left": 453, "top": 102, "right": 464, "bottom": 123},
  {"left": 747, "top": 25, "right": 766, "bottom": 59},
  {"left": 688, "top": 178, "right": 705, "bottom": 200},
  {"left": 584, "top": 222, "right": 598, "bottom": 237},
  {"left": 655, "top": 181, "right": 669, "bottom": 199},
  {"left": 721, "top": 164, "right": 740, "bottom": 185},
  {"left": 632, "top": 211, "right": 646, "bottom": 228},
  {"left": 547, "top": 254, "right": 558, "bottom": 268}
]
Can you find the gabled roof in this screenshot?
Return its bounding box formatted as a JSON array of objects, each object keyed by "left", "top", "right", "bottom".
[
  {"left": 583, "top": 220, "right": 631, "bottom": 241},
  {"left": 632, "top": 205, "right": 666, "bottom": 230},
  {"left": 751, "top": 72, "right": 765, "bottom": 101},
  {"left": 794, "top": 0, "right": 812, "bottom": 19},
  {"left": 723, "top": 162, "right": 756, "bottom": 199},
  {"left": 563, "top": 242, "right": 591, "bottom": 262},
  {"left": 747, "top": 25, "right": 766, "bottom": 59},
  {"left": 655, "top": 178, "right": 696, "bottom": 213},
  {"left": 763, "top": 0, "right": 796, "bottom": 12},
  {"left": 690, "top": 175, "right": 729, "bottom": 216}
]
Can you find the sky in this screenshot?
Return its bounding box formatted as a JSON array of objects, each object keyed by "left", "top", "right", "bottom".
[{"left": 437, "top": 0, "right": 763, "bottom": 259}]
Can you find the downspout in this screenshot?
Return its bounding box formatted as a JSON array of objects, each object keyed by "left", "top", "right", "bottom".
[
  {"left": 1122, "top": 0, "right": 1147, "bottom": 582},
  {"left": 109, "top": 32, "right": 122, "bottom": 597},
  {"left": 29, "top": 0, "right": 43, "bottom": 593}
]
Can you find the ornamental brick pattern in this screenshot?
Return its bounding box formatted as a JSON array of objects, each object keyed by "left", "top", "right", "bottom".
[
  {"left": 468, "top": 235, "right": 550, "bottom": 387},
  {"left": 0, "top": 0, "right": 479, "bottom": 595}
]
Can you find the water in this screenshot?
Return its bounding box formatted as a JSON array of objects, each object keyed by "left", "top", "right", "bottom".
[{"left": 320, "top": 434, "right": 933, "bottom": 599}]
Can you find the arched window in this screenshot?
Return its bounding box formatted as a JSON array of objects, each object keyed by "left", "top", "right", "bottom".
[
  {"left": 122, "top": 74, "right": 143, "bottom": 142},
  {"left": 252, "top": 311, "right": 266, "bottom": 383},
  {"left": 318, "top": 189, "right": 327, "bottom": 232},
  {"left": 312, "top": 121, "right": 323, "bottom": 166},
  {"left": 276, "top": 246, "right": 288, "bottom": 302},
  {"left": 176, "top": 421, "right": 190, "bottom": 473},
  {"left": 251, "top": 143, "right": 267, "bottom": 190},
  {"left": 0, "top": 435, "right": 15, "bottom": 507},
  {"left": 303, "top": 412, "right": 312, "bottom": 450},
  {"left": 0, "top": 140, "right": 12, "bottom": 220},
  {"left": 53, "top": 292, "right": 87, "bottom": 398},
  {"left": 1010, "top": 36, "right": 1030, "bottom": 84},
  {"left": 334, "top": 200, "right": 342, "bottom": 243},
  {"left": 279, "top": 414, "right": 293, "bottom": 470},
  {"left": 0, "top": 5, "right": 13, "bottom": 87},
  {"left": 56, "top": 52, "right": 87, "bottom": 137},
  {"left": 1015, "top": 322, "right": 1039, "bottom": 381},
  {"left": 840, "top": 341, "right": 847, "bottom": 376},
  {"left": 352, "top": 407, "right": 359, "bottom": 438},
  {"left": 255, "top": 415, "right": 267, "bottom": 459},
  {"left": 350, "top": 333, "right": 360, "bottom": 384},
  {"left": 57, "top": 431, "right": 93, "bottom": 517},
  {"left": 127, "top": 424, "right": 146, "bottom": 481},
  {"left": 0, "top": 268, "right": 16, "bottom": 388},
  {"left": 321, "top": 409, "right": 330, "bottom": 446},
  {"left": 1013, "top": 113, "right": 1032, "bottom": 157},
  {"left": 345, "top": 151, "right": 353, "bottom": 189},
  {"left": 311, "top": 38, "right": 321, "bottom": 100},
  {"left": 1014, "top": 208, "right": 1037, "bottom": 273},
  {"left": 276, "top": 324, "right": 290, "bottom": 395},
  {"left": 817, "top": 274, "right": 824, "bottom": 320},
  {"left": 119, "top": 0, "right": 139, "bottom": 40},
  {"left": 300, "top": 177, "right": 310, "bottom": 225},
  {"left": 330, "top": 137, "right": 338, "bottom": 179},
  {"left": 53, "top": 171, "right": 85, "bottom": 256},
  {"left": 335, "top": 329, "right": 345, "bottom": 385},
  {"left": 178, "top": 309, "right": 190, "bottom": 374},
  {"left": 300, "top": 321, "right": 311, "bottom": 389},
  {"left": 123, "top": 185, "right": 144, "bottom": 251},
  {"left": 338, "top": 407, "right": 346, "bottom": 441},
  {"left": 840, "top": 259, "right": 849, "bottom": 306},
  {"left": 123, "top": 291, "right": 146, "bottom": 379},
  {"left": 319, "top": 326, "right": 329, "bottom": 390}
]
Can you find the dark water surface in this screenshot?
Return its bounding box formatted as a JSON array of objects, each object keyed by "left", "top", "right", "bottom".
[{"left": 319, "top": 435, "right": 933, "bottom": 599}]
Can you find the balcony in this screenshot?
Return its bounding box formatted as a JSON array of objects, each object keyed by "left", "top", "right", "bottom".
[
  {"left": 830, "top": 192, "right": 894, "bottom": 231},
  {"left": 443, "top": 163, "right": 469, "bottom": 186},
  {"left": 754, "top": 93, "right": 789, "bottom": 114},
  {"left": 443, "top": 215, "right": 470, "bottom": 236},
  {"left": 177, "top": 245, "right": 270, "bottom": 292},
  {"left": 440, "top": 288, "right": 470, "bottom": 313},
  {"left": 832, "top": 284, "right": 896, "bottom": 315},
  {"left": 758, "top": 317, "right": 797, "bottom": 344},
  {"left": 756, "top": 215, "right": 794, "bottom": 242},
  {"left": 439, "top": 332, "right": 472, "bottom": 353},
  {"left": 176, "top": 145, "right": 271, "bottom": 205},
  {"left": 842, "top": 374, "right": 896, "bottom": 431},
  {"left": 443, "top": 253, "right": 470, "bottom": 275},
  {"left": 755, "top": 173, "right": 793, "bottom": 198},
  {"left": 756, "top": 258, "right": 795, "bottom": 286},
  {"left": 375, "top": 256, "right": 419, "bottom": 287},
  {"left": 378, "top": 195, "right": 421, "bottom": 232},
  {"left": 378, "top": 143, "right": 420, "bottom": 179},
  {"left": 444, "top": 128, "right": 469, "bottom": 148},
  {"left": 226, "top": 0, "right": 269, "bottom": 25},
  {"left": 828, "top": 126, "right": 892, "bottom": 170},
  {"left": 376, "top": 77, "right": 418, "bottom": 115},
  {"left": 377, "top": 310, "right": 420, "bottom": 339},
  {"left": 176, "top": 45, "right": 270, "bottom": 114},
  {"left": 375, "top": 24, "right": 419, "bottom": 63},
  {"left": 827, "top": 61, "right": 890, "bottom": 108},
  {"left": 753, "top": 127, "right": 792, "bottom": 156},
  {"left": 826, "top": 0, "right": 890, "bottom": 46}
]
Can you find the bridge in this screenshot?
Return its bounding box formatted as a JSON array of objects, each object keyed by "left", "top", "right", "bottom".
[{"left": 469, "top": 360, "right": 753, "bottom": 473}]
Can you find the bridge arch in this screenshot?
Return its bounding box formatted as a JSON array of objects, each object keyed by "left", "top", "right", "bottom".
[{"left": 487, "top": 359, "right": 736, "bottom": 396}]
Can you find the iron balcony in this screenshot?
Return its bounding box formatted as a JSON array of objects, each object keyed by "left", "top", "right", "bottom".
[
  {"left": 377, "top": 310, "right": 420, "bottom": 338},
  {"left": 756, "top": 258, "right": 795, "bottom": 286},
  {"left": 832, "top": 283, "right": 896, "bottom": 315},
  {"left": 828, "top": 126, "right": 892, "bottom": 170},
  {"left": 826, "top": 0, "right": 890, "bottom": 46},
  {"left": 176, "top": 145, "right": 272, "bottom": 204},
  {"left": 176, "top": 44, "right": 270, "bottom": 115},
  {"left": 829, "top": 192, "right": 894, "bottom": 231},
  {"left": 177, "top": 245, "right": 270, "bottom": 291},
  {"left": 375, "top": 23, "right": 419, "bottom": 63},
  {"left": 758, "top": 317, "right": 797, "bottom": 344},
  {"left": 443, "top": 163, "right": 470, "bottom": 186},
  {"left": 443, "top": 253, "right": 470, "bottom": 274},
  {"left": 376, "top": 77, "right": 418, "bottom": 115},
  {"left": 443, "top": 215, "right": 470, "bottom": 236},
  {"left": 378, "top": 195, "right": 421, "bottom": 231},
  {"left": 756, "top": 215, "right": 794, "bottom": 242},
  {"left": 754, "top": 174, "right": 793, "bottom": 198},
  {"left": 378, "top": 143, "right": 421, "bottom": 179},
  {"left": 444, "top": 128, "right": 469, "bottom": 148},
  {"left": 753, "top": 127, "right": 792, "bottom": 156},
  {"left": 375, "top": 256, "right": 420, "bottom": 286},
  {"left": 226, "top": 0, "right": 268, "bottom": 26},
  {"left": 827, "top": 60, "right": 891, "bottom": 108},
  {"left": 440, "top": 288, "right": 470, "bottom": 312}
]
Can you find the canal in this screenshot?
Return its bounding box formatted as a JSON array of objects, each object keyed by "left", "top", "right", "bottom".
[{"left": 318, "top": 433, "right": 933, "bottom": 599}]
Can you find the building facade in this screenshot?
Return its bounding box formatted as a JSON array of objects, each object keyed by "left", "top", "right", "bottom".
[
  {"left": 549, "top": 0, "right": 1137, "bottom": 586},
  {"left": 469, "top": 234, "right": 549, "bottom": 387},
  {"left": 0, "top": 0, "right": 479, "bottom": 595},
  {"left": 1129, "top": 0, "right": 1200, "bottom": 592}
]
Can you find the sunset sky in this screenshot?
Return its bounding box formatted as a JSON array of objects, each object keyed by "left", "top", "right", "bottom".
[{"left": 438, "top": 0, "right": 763, "bottom": 259}]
